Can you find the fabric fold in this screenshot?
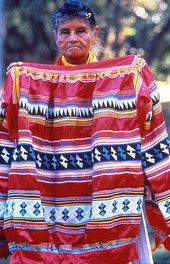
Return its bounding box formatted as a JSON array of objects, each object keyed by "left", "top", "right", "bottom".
[{"left": 0, "top": 54, "right": 169, "bottom": 263}]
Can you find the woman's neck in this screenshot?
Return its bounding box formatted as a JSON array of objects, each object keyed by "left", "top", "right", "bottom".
[
  {"left": 61, "top": 51, "right": 97, "bottom": 66},
  {"left": 61, "top": 55, "right": 88, "bottom": 66}
]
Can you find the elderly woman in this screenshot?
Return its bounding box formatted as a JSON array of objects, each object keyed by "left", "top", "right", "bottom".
[
  {"left": 0, "top": 1, "right": 170, "bottom": 264},
  {"left": 53, "top": 1, "right": 100, "bottom": 66}
]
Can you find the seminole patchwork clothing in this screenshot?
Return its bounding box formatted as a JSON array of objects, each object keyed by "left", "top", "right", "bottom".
[{"left": 0, "top": 55, "right": 170, "bottom": 264}]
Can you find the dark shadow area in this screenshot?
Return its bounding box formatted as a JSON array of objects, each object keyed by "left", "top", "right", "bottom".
[{"left": 162, "top": 102, "right": 170, "bottom": 136}]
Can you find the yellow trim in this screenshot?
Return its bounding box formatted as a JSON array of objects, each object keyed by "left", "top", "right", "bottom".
[
  {"left": 13, "top": 66, "right": 20, "bottom": 103},
  {"left": 61, "top": 51, "right": 97, "bottom": 66}
]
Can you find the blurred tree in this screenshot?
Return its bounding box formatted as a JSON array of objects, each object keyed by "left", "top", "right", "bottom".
[
  {"left": 88, "top": 0, "right": 170, "bottom": 80},
  {"left": 4, "top": 0, "right": 58, "bottom": 68},
  {"left": 3, "top": 0, "right": 170, "bottom": 82}
]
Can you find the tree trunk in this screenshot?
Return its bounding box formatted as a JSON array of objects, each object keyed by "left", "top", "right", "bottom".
[{"left": 112, "top": 0, "right": 122, "bottom": 57}]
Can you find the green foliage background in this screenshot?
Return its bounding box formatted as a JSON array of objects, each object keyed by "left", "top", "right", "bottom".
[{"left": 2, "top": 0, "right": 170, "bottom": 82}]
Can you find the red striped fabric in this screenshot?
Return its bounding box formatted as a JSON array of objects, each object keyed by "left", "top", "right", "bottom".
[{"left": 0, "top": 54, "right": 170, "bottom": 263}]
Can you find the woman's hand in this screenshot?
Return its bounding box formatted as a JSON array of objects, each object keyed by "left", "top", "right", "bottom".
[{"left": 6, "top": 61, "right": 23, "bottom": 75}]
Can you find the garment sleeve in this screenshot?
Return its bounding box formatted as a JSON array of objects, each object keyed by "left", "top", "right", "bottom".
[
  {"left": 135, "top": 57, "right": 170, "bottom": 251},
  {"left": 0, "top": 72, "right": 18, "bottom": 259}
]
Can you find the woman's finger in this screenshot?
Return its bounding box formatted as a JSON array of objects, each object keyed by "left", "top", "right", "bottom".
[{"left": 6, "top": 61, "right": 23, "bottom": 75}]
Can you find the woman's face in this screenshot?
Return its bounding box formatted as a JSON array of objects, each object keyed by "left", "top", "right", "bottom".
[{"left": 55, "top": 17, "right": 99, "bottom": 65}]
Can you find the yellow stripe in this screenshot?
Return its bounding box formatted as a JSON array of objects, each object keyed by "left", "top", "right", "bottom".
[{"left": 13, "top": 66, "right": 20, "bottom": 103}]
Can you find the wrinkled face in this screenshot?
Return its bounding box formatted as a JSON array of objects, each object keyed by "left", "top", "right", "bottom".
[{"left": 54, "top": 17, "right": 99, "bottom": 65}]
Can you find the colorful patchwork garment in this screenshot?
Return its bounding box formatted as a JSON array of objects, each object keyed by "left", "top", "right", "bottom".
[{"left": 0, "top": 55, "right": 170, "bottom": 263}]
